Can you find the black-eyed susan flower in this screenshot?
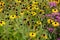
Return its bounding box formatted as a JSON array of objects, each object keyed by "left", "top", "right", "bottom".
[
  {"left": 27, "top": 6, "right": 31, "bottom": 10},
  {"left": 0, "top": 21, "right": 5, "bottom": 26},
  {"left": 31, "top": 12, "right": 37, "bottom": 16},
  {"left": 20, "top": 12, "right": 24, "bottom": 15},
  {"left": 47, "top": 19, "right": 54, "bottom": 24},
  {"left": 36, "top": 21, "right": 42, "bottom": 25},
  {"left": 15, "top": 0, "right": 21, "bottom": 3},
  {"left": 52, "top": 22, "right": 59, "bottom": 27},
  {"left": 29, "top": 32, "right": 36, "bottom": 38},
  {"left": 0, "top": 1, "right": 5, "bottom": 7},
  {"left": 32, "top": 6, "right": 39, "bottom": 10},
  {"left": 10, "top": 15, "right": 17, "bottom": 19},
  {"left": 32, "top": 1, "right": 38, "bottom": 5},
  {"left": 52, "top": 9, "right": 58, "bottom": 13},
  {"left": 32, "top": 3, "right": 37, "bottom": 7},
  {"left": 0, "top": 1, "right": 5, "bottom": 12},
  {"left": 39, "top": 10, "right": 45, "bottom": 14},
  {"left": 41, "top": 34, "right": 48, "bottom": 39},
  {"left": 0, "top": 8, "right": 3, "bottom": 12},
  {"left": 49, "top": 1, "right": 57, "bottom": 7}
]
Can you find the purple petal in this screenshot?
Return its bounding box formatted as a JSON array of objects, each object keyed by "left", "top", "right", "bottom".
[
  {"left": 49, "top": 2, "right": 56, "bottom": 7},
  {"left": 47, "top": 27, "right": 54, "bottom": 32},
  {"left": 57, "top": 38, "right": 60, "bottom": 40}
]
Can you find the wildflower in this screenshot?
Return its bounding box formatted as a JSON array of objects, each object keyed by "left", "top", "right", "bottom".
[
  {"left": 36, "top": 21, "right": 42, "bottom": 25},
  {"left": 55, "top": 16, "right": 60, "bottom": 22},
  {"left": 32, "top": 1, "right": 38, "bottom": 5},
  {"left": 49, "top": 1, "right": 57, "bottom": 7},
  {"left": 39, "top": 10, "right": 45, "bottom": 14},
  {"left": 29, "top": 32, "right": 36, "bottom": 38},
  {"left": 15, "top": 0, "right": 21, "bottom": 3},
  {"left": 57, "top": 37, "right": 60, "bottom": 40},
  {"left": 0, "top": 1, "right": 5, "bottom": 6},
  {"left": 0, "top": 21, "right": 5, "bottom": 26},
  {"left": 52, "top": 22, "right": 59, "bottom": 27},
  {"left": 27, "top": 6, "right": 30, "bottom": 9},
  {"left": 32, "top": 6, "right": 39, "bottom": 10},
  {"left": 47, "top": 27, "right": 54, "bottom": 32},
  {"left": 52, "top": 9, "right": 58, "bottom": 13},
  {"left": 32, "top": 3, "right": 37, "bottom": 7},
  {"left": 0, "top": 1, "right": 5, "bottom": 12},
  {"left": 10, "top": 15, "right": 17, "bottom": 19},
  {"left": 0, "top": 8, "right": 3, "bottom": 12},
  {"left": 41, "top": 34, "right": 48, "bottom": 39},
  {"left": 45, "top": 14, "right": 52, "bottom": 17},
  {"left": 20, "top": 12, "right": 24, "bottom": 16},
  {"left": 31, "top": 12, "right": 37, "bottom": 16},
  {"left": 47, "top": 19, "right": 54, "bottom": 24}
]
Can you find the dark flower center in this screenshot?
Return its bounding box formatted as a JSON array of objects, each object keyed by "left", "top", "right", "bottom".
[{"left": 0, "top": 21, "right": 2, "bottom": 24}]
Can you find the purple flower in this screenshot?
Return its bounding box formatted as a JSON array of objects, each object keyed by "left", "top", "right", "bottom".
[
  {"left": 49, "top": 2, "right": 57, "bottom": 8},
  {"left": 47, "top": 27, "right": 54, "bottom": 32},
  {"left": 55, "top": 19, "right": 60, "bottom": 23},
  {"left": 57, "top": 38, "right": 60, "bottom": 40},
  {"left": 56, "top": 16, "right": 60, "bottom": 19},
  {"left": 52, "top": 12, "right": 60, "bottom": 16},
  {"left": 55, "top": 13, "right": 60, "bottom": 22}
]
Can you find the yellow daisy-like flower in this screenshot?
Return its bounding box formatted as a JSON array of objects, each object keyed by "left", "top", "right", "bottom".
[
  {"left": 0, "top": 21, "right": 5, "bottom": 26},
  {"left": 0, "top": 1, "right": 5, "bottom": 6},
  {"left": 31, "top": 12, "right": 37, "bottom": 16},
  {"left": 39, "top": 10, "right": 45, "bottom": 14},
  {"left": 32, "top": 4, "right": 37, "bottom": 7},
  {"left": 36, "top": 21, "right": 42, "bottom": 25},
  {"left": 47, "top": 19, "right": 54, "bottom": 24},
  {"left": 27, "top": 6, "right": 30, "bottom": 9},
  {"left": 32, "top": 6, "right": 39, "bottom": 10},
  {"left": 52, "top": 9, "right": 58, "bottom": 13},
  {"left": 41, "top": 34, "right": 48, "bottom": 39},
  {"left": 20, "top": 12, "right": 24, "bottom": 15},
  {"left": 0, "top": 8, "right": 3, "bottom": 12},
  {"left": 29, "top": 32, "right": 36, "bottom": 38},
  {"left": 32, "top": 1, "right": 38, "bottom": 5},
  {"left": 52, "top": 22, "right": 59, "bottom": 27},
  {"left": 0, "top": 1, "right": 5, "bottom": 12},
  {"left": 10, "top": 15, "right": 17, "bottom": 19},
  {"left": 15, "top": 0, "right": 21, "bottom": 3}
]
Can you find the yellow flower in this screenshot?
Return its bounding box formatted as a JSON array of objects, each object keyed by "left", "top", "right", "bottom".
[
  {"left": 32, "top": 4, "right": 37, "bottom": 7},
  {"left": 32, "top": 6, "right": 39, "bottom": 10},
  {"left": 41, "top": 34, "right": 48, "bottom": 39},
  {"left": 36, "top": 21, "right": 42, "bottom": 25},
  {"left": 27, "top": 6, "right": 30, "bottom": 9},
  {"left": 20, "top": 12, "right": 24, "bottom": 15},
  {"left": 31, "top": 12, "right": 36, "bottom": 16},
  {"left": 39, "top": 10, "right": 45, "bottom": 14},
  {"left": 29, "top": 32, "right": 36, "bottom": 38},
  {"left": 0, "top": 1, "right": 5, "bottom": 12},
  {"left": 32, "top": 1, "right": 38, "bottom": 5},
  {"left": 52, "top": 9, "right": 58, "bottom": 13},
  {"left": 47, "top": 19, "right": 54, "bottom": 24},
  {"left": 0, "top": 21, "right": 5, "bottom": 26},
  {"left": 52, "top": 22, "right": 59, "bottom": 27},
  {"left": 0, "top": 8, "right": 3, "bottom": 12},
  {"left": 15, "top": 0, "right": 21, "bottom": 3},
  {"left": 10, "top": 15, "right": 16, "bottom": 19},
  {"left": 0, "top": 1, "right": 5, "bottom": 6}
]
